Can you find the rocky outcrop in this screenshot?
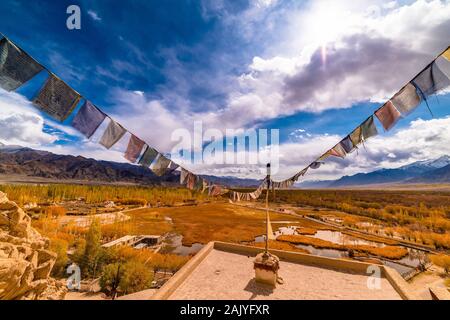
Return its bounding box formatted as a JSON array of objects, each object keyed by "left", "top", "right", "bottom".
[{"left": 0, "top": 191, "right": 66, "bottom": 300}]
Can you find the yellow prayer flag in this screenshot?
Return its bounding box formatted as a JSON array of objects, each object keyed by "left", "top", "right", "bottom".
[{"left": 443, "top": 47, "right": 450, "bottom": 61}]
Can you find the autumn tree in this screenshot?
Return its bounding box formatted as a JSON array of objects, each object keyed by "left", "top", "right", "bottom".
[
  {"left": 49, "top": 238, "right": 69, "bottom": 277},
  {"left": 81, "top": 219, "right": 102, "bottom": 277}
]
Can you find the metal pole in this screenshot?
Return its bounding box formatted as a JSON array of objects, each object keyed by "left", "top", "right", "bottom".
[{"left": 265, "top": 163, "right": 271, "bottom": 255}]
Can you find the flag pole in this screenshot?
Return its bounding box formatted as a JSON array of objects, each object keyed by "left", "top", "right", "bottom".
[{"left": 265, "top": 163, "right": 271, "bottom": 255}]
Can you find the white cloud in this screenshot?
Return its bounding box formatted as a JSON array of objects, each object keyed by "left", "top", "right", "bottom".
[
  {"left": 274, "top": 116, "right": 450, "bottom": 182},
  {"left": 87, "top": 10, "right": 102, "bottom": 21},
  {"left": 0, "top": 90, "right": 56, "bottom": 146}
]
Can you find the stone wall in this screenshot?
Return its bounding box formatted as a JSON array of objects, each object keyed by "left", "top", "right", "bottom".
[{"left": 0, "top": 191, "right": 66, "bottom": 300}]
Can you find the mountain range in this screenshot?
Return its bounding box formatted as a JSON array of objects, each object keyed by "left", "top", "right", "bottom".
[
  {"left": 0, "top": 143, "right": 260, "bottom": 187},
  {"left": 1, "top": 143, "right": 449, "bottom": 188},
  {"left": 297, "top": 155, "right": 450, "bottom": 188}
]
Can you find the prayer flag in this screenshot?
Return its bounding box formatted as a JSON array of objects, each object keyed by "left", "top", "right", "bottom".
[
  {"left": 139, "top": 145, "right": 158, "bottom": 167},
  {"left": 375, "top": 101, "right": 401, "bottom": 131},
  {"left": 99, "top": 119, "right": 126, "bottom": 149},
  {"left": 180, "top": 168, "right": 189, "bottom": 184},
  {"left": 349, "top": 126, "right": 362, "bottom": 146},
  {"left": 329, "top": 143, "right": 347, "bottom": 158},
  {"left": 341, "top": 136, "right": 354, "bottom": 153},
  {"left": 72, "top": 101, "right": 106, "bottom": 138},
  {"left": 167, "top": 161, "right": 179, "bottom": 174},
  {"left": 390, "top": 83, "right": 421, "bottom": 115},
  {"left": 442, "top": 47, "right": 450, "bottom": 62},
  {"left": 124, "top": 135, "right": 145, "bottom": 163},
  {"left": 309, "top": 162, "right": 323, "bottom": 169},
  {"left": 0, "top": 38, "right": 43, "bottom": 91},
  {"left": 412, "top": 62, "right": 450, "bottom": 98},
  {"left": 33, "top": 74, "right": 81, "bottom": 121},
  {"left": 360, "top": 116, "right": 378, "bottom": 140},
  {"left": 186, "top": 173, "right": 196, "bottom": 190},
  {"left": 152, "top": 154, "right": 171, "bottom": 176}
]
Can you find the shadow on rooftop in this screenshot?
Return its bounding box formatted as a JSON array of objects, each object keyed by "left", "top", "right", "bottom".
[{"left": 243, "top": 279, "right": 274, "bottom": 300}]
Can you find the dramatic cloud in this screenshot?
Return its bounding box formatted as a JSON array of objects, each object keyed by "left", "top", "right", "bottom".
[{"left": 230, "top": 0, "right": 450, "bottom": 120}]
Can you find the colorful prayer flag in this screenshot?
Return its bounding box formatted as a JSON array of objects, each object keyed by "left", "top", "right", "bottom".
[
  {"left": 124, "top": 135, "right": 145, "bottom": 163},
  {"left": 375, "top": 101, "right": 401, "bottom": 131},
  {"left": 33, "top": 74, "right": 81, "bottom": 121},
  {"left": 0, "top": 38, "right": 43, "bottom": 91},
  {"left": 99, "top": 119, "right": 126, "bottom": 149},
  {"left": 442, "top": 47, "right": 450, "bottom": 62},
  {"left": 72, "top": 101, "right": 106, "bottom": 138}
]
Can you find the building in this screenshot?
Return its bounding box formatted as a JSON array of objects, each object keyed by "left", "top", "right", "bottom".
[{"left": 102, "top": 235, "right": 161, "bottom": 249}]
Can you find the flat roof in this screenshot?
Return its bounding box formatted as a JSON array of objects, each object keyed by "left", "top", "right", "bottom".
[{"left": 166, "top": 248, "right": 401, "bottom": 300}]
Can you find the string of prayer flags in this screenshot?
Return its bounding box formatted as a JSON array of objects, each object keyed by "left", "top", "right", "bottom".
[
  {"left": 412, "top": 61, "right": 450, "bottom": 98},
  {"left": 124, "top": 134, "right": 145, "bottom": 163},
  {"left": 390, "top": 83, "right": 421, "bottom": 115},
  {"left": 360, "top": 116, "right": 378, "bottom": 140},
  {"left": 99, "top": 119, "right": 126, "bottom": 149},
  {"left": 375, "top": 101, "right": 401, "bottom": 131},
  {"left": 0, "top": 37, "right": 44, "bottom": 91},
  {"left": 33, "top": 74, "right": 81, "bottom": 121},
  {"left": 138, "top": 145, "right": 158, "bottom": 167},
  {"left": 152, "top": 154, "right": 171, "bottom": 176},
  {"left": 72, "top": 101, "right": 106, "bottom": 139}
]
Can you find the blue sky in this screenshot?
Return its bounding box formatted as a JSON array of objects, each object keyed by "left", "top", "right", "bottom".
[{"left": 0, "top": 0, "right": 450, "bottom": 181}]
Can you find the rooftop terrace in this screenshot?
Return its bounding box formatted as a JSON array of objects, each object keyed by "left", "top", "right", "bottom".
[{"left": 150, "top": 242, "right": 417, "bottom": 300}]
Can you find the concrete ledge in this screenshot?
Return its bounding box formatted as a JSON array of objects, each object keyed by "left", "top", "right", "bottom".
[
  {"left": 150, "top": 242, "right": 214, "bottom": 300},
  {"left": 214, "top": 241, "right": 377, "bottom": 275},
  {"left": 381, "top": 266, "right": 418, "bottom": 300}
]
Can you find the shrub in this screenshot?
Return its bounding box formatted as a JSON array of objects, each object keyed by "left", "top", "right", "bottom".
[
  {"left": 45, "top": 205, "right": 67, "bottom": 218},
  {"left": 49, "top": 238, "right": 69, "bottom": 277},
  {"left": 430, "top": 254, "right": 450, "bottom": 274}
]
